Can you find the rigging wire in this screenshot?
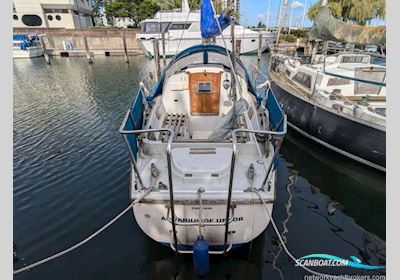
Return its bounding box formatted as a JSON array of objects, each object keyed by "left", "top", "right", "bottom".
[
  {"left": 211, "top": 1, "right": 269, "bottom": 179},
  {"left": 173, "top": 9, "right": 192, "bottom": 58}
]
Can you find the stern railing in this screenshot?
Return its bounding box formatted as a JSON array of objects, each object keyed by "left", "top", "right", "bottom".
[
  {"left": 119, "top": 120, "right": 178, "bottom": 252},
  {"left": 223, "top": 124, "right": 287, "bottom": 254}
]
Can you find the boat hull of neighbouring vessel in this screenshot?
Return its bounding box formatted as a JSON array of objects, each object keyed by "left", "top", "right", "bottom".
[
  {"left": 13, "top": 47, "right": 43, "bottom": 58},
  {"left": 270, "top": 82, "right": 386, "bottom": 171},
  {"left": 137, "top": 36, "right": 269, "bottom": 57},
  {"left": 132, "top": 196, "right": 273, "bottom": 250}
]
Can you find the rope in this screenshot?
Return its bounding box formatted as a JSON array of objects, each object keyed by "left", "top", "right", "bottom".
[
  {"left": 13, "top": 188, "right": 153, "bottom": 275},
  {"left": 252, "top": 189, "right": 342, "bottom": 279}
]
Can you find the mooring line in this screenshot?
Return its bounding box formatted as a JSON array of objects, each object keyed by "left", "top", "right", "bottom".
[
  {"left": 253, "top": 189, "right": 342, "bottom": 279},
  {"left": 14, "top": 188, "right": 152, "bottom": 275}
]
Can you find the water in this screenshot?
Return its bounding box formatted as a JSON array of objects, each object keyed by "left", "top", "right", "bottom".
[{"left": 13, "top": 54, "right": 385, "bottom": 279}]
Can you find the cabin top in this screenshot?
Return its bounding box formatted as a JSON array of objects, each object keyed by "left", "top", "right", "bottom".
[{"left": 148, "top": 45, "right": 257, "bottom": 102}]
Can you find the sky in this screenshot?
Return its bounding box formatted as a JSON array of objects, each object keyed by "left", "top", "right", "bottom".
[
  {"left": 238, "top": 0, "right": 386, "bottom": 28},
  {"left": 239, "top": 0, "right": 318, "bottom": 28}
]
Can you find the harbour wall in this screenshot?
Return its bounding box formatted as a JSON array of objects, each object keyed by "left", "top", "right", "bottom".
[{"left": 13, "top": 28, "right": 144, "bottom": 57}]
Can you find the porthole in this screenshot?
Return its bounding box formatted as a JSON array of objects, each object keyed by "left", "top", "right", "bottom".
[
  {"left": 22, "top": 15, "right": 42, "bottom": 26},
  {"left": 13, "top": 15, "right": 18, "bottom": 20},
  {"left": 47, "top": 15, "right": 53, "bottom": 20},
  {"left": 56, "top": 15, "right": 61, "bottom": 21}
]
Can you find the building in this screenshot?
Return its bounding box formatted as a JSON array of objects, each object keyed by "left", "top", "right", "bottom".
[
  {"left": 13, "top": 0, "right": 93, "bottom": 29},
  {"left": 220, "top": 0, "right": 240, "bottom": 12},
  {"left": 93, "top": 7, "right": 135, "bottom": 28},
  {"left": 113, "top": 17, "right": 135, "bottom": 28}
]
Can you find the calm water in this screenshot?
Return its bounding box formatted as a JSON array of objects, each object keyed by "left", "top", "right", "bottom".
[{"left": 13, "top": 54, "right": 385, "bottom": 279}]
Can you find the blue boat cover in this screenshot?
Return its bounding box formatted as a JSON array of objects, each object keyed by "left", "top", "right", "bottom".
[
  {"left": 200, "top": 0, "right": 231, "bottom": 38},
  {"left": 13, "top": 34, "right": 27, "bottom": 41}
]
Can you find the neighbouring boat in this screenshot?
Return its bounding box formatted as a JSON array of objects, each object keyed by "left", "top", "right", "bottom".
[
  {"left": 269, "top": 52, "right": 386, "bottom": 171},
  {"left": 136, "top": 0, "right": 274, "bottom": 57},
  {"left": 119, "top": 44, "right": 286, "bottom": 254},
  {"left": 13, "top": 34, "right": 43, "bottom": 59}
]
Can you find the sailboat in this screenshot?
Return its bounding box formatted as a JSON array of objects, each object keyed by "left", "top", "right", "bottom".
[
  {"left": 269, "top": 6, "right": 386, "bottom": 171},
  {"left": 120, "top": 0, "right": 286, "bottom": 264}
]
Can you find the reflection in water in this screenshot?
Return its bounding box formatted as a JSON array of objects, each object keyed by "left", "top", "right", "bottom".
[
  {"left": 272, "top": 170, "right": 297, "bottom": 279},
  {"left": 281, "top": 130, "right": 385, "bottom": 239},
  {"left": 14, "top": 55, "right": 385, "bottom": 279}
]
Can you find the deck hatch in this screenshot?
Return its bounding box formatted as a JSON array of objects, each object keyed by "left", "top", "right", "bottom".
[{"left": 189, "top": 72, "right": 221, "bottom": 116}]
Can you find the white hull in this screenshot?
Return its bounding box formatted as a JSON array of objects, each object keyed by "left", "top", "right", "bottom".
[
  {"left": 133, "top": 199, "right": 273, "bottom": 248},
  {"left": 13, "top": 47, "right": 43, "bottom": 58},
  {"left": 138, "top": 35, "right": 270, "bottom": 57}
]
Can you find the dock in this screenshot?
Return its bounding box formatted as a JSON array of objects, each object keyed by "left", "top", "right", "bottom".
[{"left": 13, "top": 28, "right": 144, "bottom": 59}]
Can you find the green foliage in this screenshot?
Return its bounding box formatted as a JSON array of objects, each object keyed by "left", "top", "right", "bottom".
[
  {"left": 257, "top": 21, "right": 266, "bottom": 28},
  {"left": 135, "top": 0, "right": 161, "bottom": 23},
  {"left": 290, "top": 29, "right": 309, "bottom": 38},
  {"left": 105, "top": 1, "right": 136, "bottom": 18},
  {"left": 307, "top": 0, "right": 386, "bottom": 25},
  {"left": 91, "top": 0, "right": 105, "bottom": 16},
  {"left": 281, "top": 34, "right": 297, "bottom": 43},
  {"left": 104, "top": 0, "right": 161, "bottom": 25},
  {"left": 158, "top": 0, "right": 200, "bottom": 10}
]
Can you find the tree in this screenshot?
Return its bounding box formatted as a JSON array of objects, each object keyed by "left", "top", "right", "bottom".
[
  {"left": 135, "top": 0, "right": 161, "bottom": 23},
  {"left": 307, "top": 0, "right": 386, "bottom": 26},
  {"left": 105, "top": 0, "right": 138, "bottom": 23},
  {"left": 257, "top": 21, "right": 266, "bottom": 28},
  {"left": 104, "top": 0, "right": 161, "bottom": 26},
  {"left": 91, "top": 0, "right": 105, "bottom": 16},
  {"left": 156, "top": 0, "right": 204, "bottom": 11}
]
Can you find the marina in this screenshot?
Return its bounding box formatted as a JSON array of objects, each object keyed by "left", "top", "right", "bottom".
[
  {"left": 12, "top": 0, "right": 387, "bottom": 278},
  {"left": 13, "top": 54, "right": 385, "bottom": 279}
]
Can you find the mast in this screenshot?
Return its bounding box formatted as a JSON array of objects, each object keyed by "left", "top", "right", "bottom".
[
  {"left": 275, "top": 0, "right": 289, "bottom": 45},
  {"left": 288, "top": 0, "right": 294, "bottom": 34},
  {"left": 230, "top": 0, "right": 237, "bottom": 101},
  {"left": 266, "top": 0, "right": 271, "bottom": 32},
  {"left": 301, "top": 0, "right": 307, "bottom": 28}
]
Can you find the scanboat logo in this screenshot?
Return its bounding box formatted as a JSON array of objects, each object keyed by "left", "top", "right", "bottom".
[{"left": 295, "top": 254, "right": 385, "bottom": 270}]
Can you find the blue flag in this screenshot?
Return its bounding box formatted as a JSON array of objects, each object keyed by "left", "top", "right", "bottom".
[{"left": 200, "top": 0, "right": 231, "bottom": 38}]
